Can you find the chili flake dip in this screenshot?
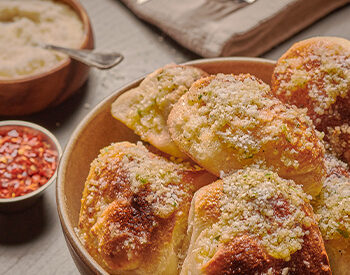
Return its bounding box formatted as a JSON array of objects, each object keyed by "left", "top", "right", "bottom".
[
  {"left": 0, "top": 0, "right": 84, "bottom": 80},
  {"left": 0, "top": 125, "right": 59, "bottom": 199}
]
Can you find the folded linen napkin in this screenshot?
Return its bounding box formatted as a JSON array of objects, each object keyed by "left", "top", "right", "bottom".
[{"left": 120, "top": 0, "right": 349, "bottom": 57}]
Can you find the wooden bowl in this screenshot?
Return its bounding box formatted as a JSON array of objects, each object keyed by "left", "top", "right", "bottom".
[
  {"left": 56, "top": 57, "right": 276, "bottom": 274},
  {"left": 0, "top": 0, "right": 94, "bottom": 116}
]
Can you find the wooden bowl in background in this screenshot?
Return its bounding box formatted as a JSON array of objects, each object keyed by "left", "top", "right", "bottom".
[
  {"left": 56, "top": 57, "right": 276, "bottom": 274},
  {"left": 0, "top": 120, "right": 62, "bottom": 212},
  {"left": 0, "top": 0, "right": 94, "bottom": 116}
]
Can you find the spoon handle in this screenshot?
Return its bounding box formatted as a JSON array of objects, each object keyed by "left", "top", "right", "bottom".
[{"left": 40, "top": 44, "right": 124, "bottom": 69}]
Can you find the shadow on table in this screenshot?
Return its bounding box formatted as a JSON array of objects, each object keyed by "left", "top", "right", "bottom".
[
  {"left": 0, "top": 196, "right": 48, "bottom": 244},
  {"left": 0, "top": 79, "right": 90, "bottom": 132}
]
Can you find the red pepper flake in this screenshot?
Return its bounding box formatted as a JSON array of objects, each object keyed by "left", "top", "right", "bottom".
[{"left": 0, "top": 127, "right": 58, "bottom": 199}]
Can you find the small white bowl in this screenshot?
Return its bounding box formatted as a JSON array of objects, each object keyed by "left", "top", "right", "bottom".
[{"left": 0, "top": 120, "right": 62, "bottom": 212}]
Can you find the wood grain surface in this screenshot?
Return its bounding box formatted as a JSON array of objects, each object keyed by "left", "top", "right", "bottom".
[{"left": 0, "top": 0, "right": 349, "bottom": 274}]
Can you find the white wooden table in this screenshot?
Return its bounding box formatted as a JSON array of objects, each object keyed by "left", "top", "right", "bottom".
[{"left": 0, "top": 1, "right": 349, "bottom": 274}]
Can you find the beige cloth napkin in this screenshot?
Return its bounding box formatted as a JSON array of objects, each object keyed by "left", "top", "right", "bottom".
[{"left": 120, "top": 0, "right": 349, "bottom": 57}]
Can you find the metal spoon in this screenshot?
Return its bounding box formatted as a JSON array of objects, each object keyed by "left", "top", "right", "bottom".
[{"left": 38, "top": 43, "right": 124, "bottom": 69}]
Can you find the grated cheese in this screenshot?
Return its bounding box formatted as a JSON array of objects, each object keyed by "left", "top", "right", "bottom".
[
  {"left": 90, "top": 141, "right": 192, "bottom": 218},
  {"left": 196, "top": 168, "right": 313, "bottom": 263},
  {"left": 273, "top": 43, "right": 350, "bottom": 120},
  {"left": 313, "top": 154, "right": 350, "bottom": 240},
  {"left": 272, "top": 38, "right": 350, "bottom": 162},
  {"left": 174, "top": 73, "right": 324, "bottom": 173},
  {"left": 0, "top": 0, "right": 84, "bottom": 79},
  {"left": 125, "top": 65, "right": 205, "bottom": 136}
]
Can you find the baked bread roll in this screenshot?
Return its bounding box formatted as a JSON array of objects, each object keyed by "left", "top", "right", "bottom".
[
  {"left": 181, "top": 168, "right": 331, "bottom": 275},
  {"left": 111, "top": 65, "right": 208, "bottom": 158},
  {"left": 312, "top": 154, "right": 350, "bottom": 275},
  {"left": 168, "top": 73, "right": 325, "bottom": 198},
  {"left": 78, "top": 141, "right": 216, "bottom": 275},
  {"left": 271, "top": 37, "right": 350, "bottom": 163}
]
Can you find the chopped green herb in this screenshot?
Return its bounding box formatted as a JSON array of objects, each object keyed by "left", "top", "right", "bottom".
[
  {"left": 136, "top": 174, "right": 147, "bottom": 184},
  {"left": 214, "top": 235, "right": 220, "bottom": 241},
  {"left": 281, "top": 124, "right": 291, "bottom": 143},
  {"left": 198, "top": 94, "right": 203, "bottom": 100},
  {"left": 164, "top": 83, "right": 178, "bottom": 92},
  {"left": 137, "top": 109, "right": 142, "bottom": 116},
  {"left": 337, "top": 229, "right": 349, "bottom": 238},
  {"left": 245, "top": 154, "right": 254, "bottom": 159},
  {"left": 173, "top": 202, "right": 177, "bottom": 207}
]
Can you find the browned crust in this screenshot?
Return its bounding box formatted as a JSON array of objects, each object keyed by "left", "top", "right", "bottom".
[
  {"left": 326, "top": 124, "right": 350, "bottom": 164},
  {"left": 91, "top": 191, "right": 178, "bottom": 271},
  {"left": 203, "top": 227, "right": 331, "bottom": 275},
  {"left": 78, "top": 142, "right": 215, "bottom": 274},
  {"left": 111, "top": 64, "right": 208, "bottom": 159},
  {"left": 193, "top": 180, "right": 222, "bottom": 225},
  {"left": 271, "top": 37, "right": 350, "bottom": 164},
  {"left": 325, "top": 153, "right": 350, "bottom": 177},
  {"left": 314, "top": 154, "right": 350, "bottom": 274},
  {"left": 272, "top": 37, "right": 350, "bottom": 127},
  {"left": 168, "top": 73, "right": 325, "bottom": 197},
  {"left": 191, "top": 179, "right": 331, "bottom": 275}
]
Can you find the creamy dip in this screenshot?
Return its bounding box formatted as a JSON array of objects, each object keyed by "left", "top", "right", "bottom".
[{"left": 0, "top": 0, "right": 84, "bottom": 79}]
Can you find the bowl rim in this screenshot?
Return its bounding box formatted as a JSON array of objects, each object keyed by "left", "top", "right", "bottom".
[
  {"left": 0, "top": 120, "right": 62, "bottom": 203},
  {"left": 56, "top": 56, "right": 277, "bottom": 274},
  {"left": 0, "top": 0, "right": 92, "bottom": 84}
]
